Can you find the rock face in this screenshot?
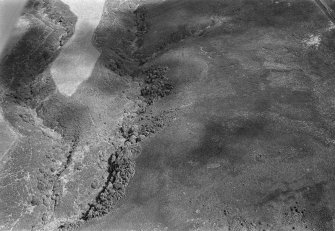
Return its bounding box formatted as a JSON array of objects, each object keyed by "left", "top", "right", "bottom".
[{"left": 2, "top": 0, "right": 335, "bottom": 231}]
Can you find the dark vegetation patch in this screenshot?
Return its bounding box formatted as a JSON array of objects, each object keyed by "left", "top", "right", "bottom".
[
  {"left": 82, "top": 147, "right": 135, "bottom": 219},
  {"left": 79, "top": 105, "right": 177, "bottom": 223},
  {"left": 76, "top": 74, "right": 176, "bottom": 224},
  {"left": 72, "top": 13, "right": 178, "bottom": 222},
  {"left": 120, "top": 106, "right": 177, "bottom": 145},
  {"left": 139, "top": 66, "right": 173, "bottom": 104},
  {"left": 135, "top": 109, "right": 177, "bottom": 137},
  {"left": 58, "top": 222, "right": 81, "bottom": 231}
]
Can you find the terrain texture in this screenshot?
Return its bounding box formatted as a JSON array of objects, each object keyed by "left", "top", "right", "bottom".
[{"left": 2, "top": 0, "right": 335, "bottom": 231}]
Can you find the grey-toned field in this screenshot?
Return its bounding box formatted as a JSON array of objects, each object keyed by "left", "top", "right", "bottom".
[{"left": 2, "top": 0, "right": 335, "bottom": 231}]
